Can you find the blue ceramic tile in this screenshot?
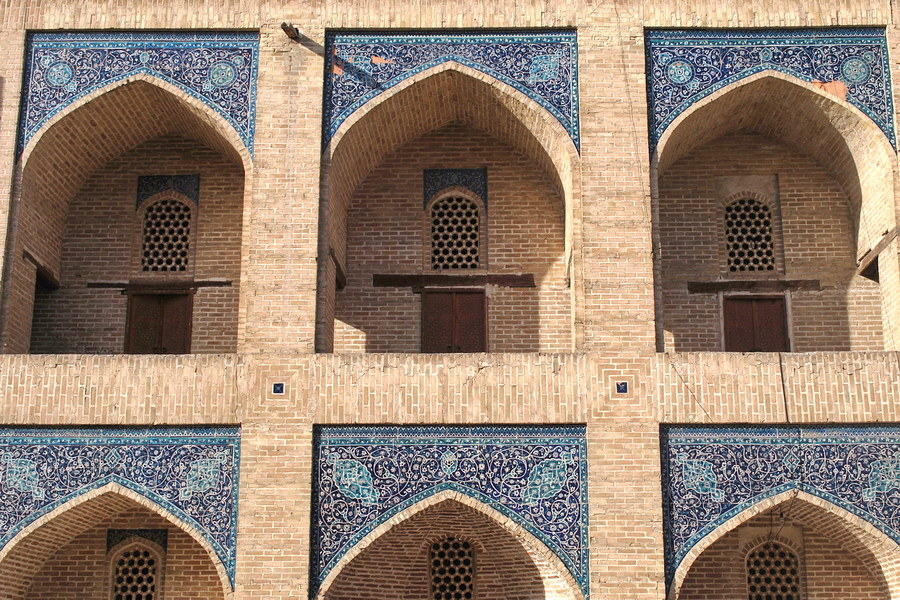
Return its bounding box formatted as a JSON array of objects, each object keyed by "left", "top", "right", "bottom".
[
  {"left": 0, "top": 427, "right": 241, "bottom": 588},
  {"left": 645, "top": 28, "right": 895, "bottom": 151},
  {"left": 311, "top": 426, "right": 589, "bottom": 597}
]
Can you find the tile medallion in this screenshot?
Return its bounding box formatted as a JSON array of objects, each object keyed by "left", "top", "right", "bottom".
[
  {"left": 311, "top": 426, "right": 589, "bottom": 597},
  {"left": 645, "top": 28, "right": 895, "bottom": 151},
  {"left": 0, "top": 427, "right": 241, "bottom": 587},
  {"left": 19, "top": 32, "right": 259, "bottom": 155},
  {"left": 662, "top": 426, "right": 900, "bottom": 586},
  {"left": 324, "top": 31, "right": 580, "bottom": 149}
]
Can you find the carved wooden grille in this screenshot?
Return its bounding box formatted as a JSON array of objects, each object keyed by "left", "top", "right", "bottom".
[
  {"left": 113, "top": 547, "right": 158, "bottom": 600},
  {"left": 726, "top": 198, "right": 775, "bottom": 272},
  {"left": 746, "top": 541, "right": 801, "bottom": 600},
  {"left": 430, "top": 538, "right": 475, "bottom": 600},
  {"left": 431, "top": 196, "right": 480, "bottom": 269},
  {"left": 141, "top": 198, "right": 191, "bottom": 272}
]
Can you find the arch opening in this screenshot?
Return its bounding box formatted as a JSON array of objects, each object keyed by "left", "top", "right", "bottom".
[
  {"left": 317, "top": 62, "right": 581, "bottom": 353},
  {"left": 652, "top": 71, "right": 900, "bottom": 352},
  {"left": 670, "top": 490, "right": 900, "bottom": 600},
  {"left": 317, "top": 491, "right": 584, "bottom": 600},
  {"left": 0, "top": 482, "right": 230, "bottom": 600},
  {"left": 0, "top": 75, "right": 250, "bottom": 354}
]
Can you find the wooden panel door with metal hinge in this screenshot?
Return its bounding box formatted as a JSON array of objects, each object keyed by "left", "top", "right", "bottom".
[
  {"left": 125, "top": 293, "right": 193, "bottom": 354},
  {"left": 421, "top": 290, "right": 486, "bottom": 353}
]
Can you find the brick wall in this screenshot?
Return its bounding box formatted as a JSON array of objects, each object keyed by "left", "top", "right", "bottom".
[
  {"left": 333, "top": 123, "right": 570, "bottom": 353},
  {"left": 679, "top": 512, "right": 884, "bottom": 600},
  {"left": 324, "top": 498, "right": 576, "bottom": 600},
  {"left": 659, "top": 133, "right": 883, "bottom": 352},
  {"left": 28, "top": 135, "right": 243, "bottom": 354},
  {"left": 24, "top": 504, "right": 223, "bottom": 600}
]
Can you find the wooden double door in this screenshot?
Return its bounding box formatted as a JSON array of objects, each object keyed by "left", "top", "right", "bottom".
[
  {"left": 125, "top": 293, "right": 193, "bottom": 354},
  {"left": 723, "top": 296, "right": 790, "bottom": 352},
  {"left": 421, "top": 290, "right": 487, "bottom": 353}
]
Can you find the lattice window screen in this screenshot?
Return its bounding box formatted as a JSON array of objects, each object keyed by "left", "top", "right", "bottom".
[
  {"left": 726, "top": 198, "right": 775, "bottom": 272},
  {"left": 141, "top": 198, "right": 191, "bottom": 272},
  {"left": 746, "top": 541, "right": 801, "bottom": 600},
  {"left": 112, "top": 546, "right": 159, "bottom": 600},
  {"left": 431, "top": 196, "right": 480, "bottom": 269},
  {"left": 430, "top": 537, "right": 475, "bottom": 600}
]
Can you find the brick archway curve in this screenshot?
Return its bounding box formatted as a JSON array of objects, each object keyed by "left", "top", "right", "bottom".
[
  {"left": 317, "top": 60, "right": 582, "bottom": 351},
  {"left": 0, "top": 72, "right": 253, "bottom": 353},
  {"left": 315, "top": 488, "right": 585, "bottom": 600},
  {"left": 650, "top": 70, "right": 900, "bottom": 350},
  {"left": 20, "top": 72, "right": 252, "bottom": 173},
  {"left": 667, "top": 488, "right": 900, "bottom": 600},
  {"left": 0, "top": 480, "right": 233, "bottom": 599}
]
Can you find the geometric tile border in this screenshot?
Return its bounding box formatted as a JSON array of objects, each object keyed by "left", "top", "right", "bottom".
[
  {"left": 323, "top": 30, "right": 580, "bottom": 149},
  {"left": 311, "top": 425, "right": 589, "bottom": 597},
  {"left": 645, "top": 28, "right": 895, "bottom": 151},
  {"left": 19, "top": 32, "right": 259, "bottom": 154},
  {"left": 661, "top": 426, "right": 900, "bottom": 586},
  {"left": 0, "top": 427, "right": 241, "bottom": 588}
]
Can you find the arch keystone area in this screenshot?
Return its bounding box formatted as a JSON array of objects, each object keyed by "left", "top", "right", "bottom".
[
  {"left": 315, "top": 489, "right": 585, "bottom": 600},
  {"left": 668, "top": 489, "right": 900, "bottom": 600},
  {"left": 0, "top": 481, "right": 233, "bottom": 598}
]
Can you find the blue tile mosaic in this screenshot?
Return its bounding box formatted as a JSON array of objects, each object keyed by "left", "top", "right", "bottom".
[
  {"left": 311, "top": 426, "right": 589, "bottom": 597},
  {"left": 323, "top": 31, "right": 580, "bottom": 149},
  {"left": 423, "top": 168, "right": 487, "bottom": 209},
  {"left": 0, "top": 427, "right": 241, "bottom": 587},
  {"left": 645, "top": 28, "right": 896, "bottom": 151},
  {"left": 136, "top": 174, "right": 200, "bottom": 207},
  {"left": 19, "top": 32, "right": 259, "bottom": 155},
  {"left": 662, "top": 426, "right": 900, "bottom": 586}
]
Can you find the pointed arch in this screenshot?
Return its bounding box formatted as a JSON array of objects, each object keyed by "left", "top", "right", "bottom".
[
  {"left": 668, "top": 489, "right": 900, "bottom": 600},
  {"left": 316, "top": 488, "right": 585, "bottom": 600},
  {"left": 317, "top": 60, "right": 582, "bottom": 351},
  {"left": 651, "top": 70, "right": 900, "bottom": 351},
  {"left": 0, "top": 480, "right": 232, "bottom": 599},
  {"left": 0, "top": 73, "right": 252, "bottom": 353}
]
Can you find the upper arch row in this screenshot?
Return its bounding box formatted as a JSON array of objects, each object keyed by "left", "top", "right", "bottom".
[{"left": 16, "top": 27, "right": 896, "bottom": 159}]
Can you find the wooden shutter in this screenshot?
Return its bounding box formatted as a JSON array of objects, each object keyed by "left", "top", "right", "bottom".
[
  {"left": 421, "top": 290, "right": 487, "bottom": 352},
  {"left": 125, "top": 293, "right": 193, "bottom": 354},
  {"left": 723, "top": 296, "right": 789, "bottom": 352}
]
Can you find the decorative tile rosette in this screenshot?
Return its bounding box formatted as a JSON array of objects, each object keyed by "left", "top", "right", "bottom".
[
  {"left": 19, "top": 32, "right": 259, "bottom": 154},
  {"left": 645, "top": 28, "right": 895, "bottom": 151},
  {"left": 311, "top": 426, "right": 589, "bottom": 596},
  {"left": 0, "top": 428, "right": 241, "bottom": 587},
  {"left": 324, "top": 31, "right": 580, "bottom": 148},
  {"left": 662, "top": 426, "right": 900, "bottom": 585}
]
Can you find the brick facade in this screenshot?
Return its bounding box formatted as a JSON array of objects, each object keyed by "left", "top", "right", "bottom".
[{"left": 0, "top": 2, "right": 898, "bottom": 600}]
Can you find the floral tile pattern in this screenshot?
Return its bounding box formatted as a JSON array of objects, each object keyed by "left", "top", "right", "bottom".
[
  {"left": 662, "top": 426, "right": 900, "bottom": 586},
  {"left": 311, "top": 426, "right": 589, "bottom": 597},
  {"left": 645, "top": 28, "right": 895, "bottom": 151},
  {"left": 323, "top": 31, "right": 580, "bottom": 149},
  {"left": 0, "top": 427, "right": 241, "bottom": 587},
  {"left": 19, "top": 32, "right": 259, "bottom": 154}
]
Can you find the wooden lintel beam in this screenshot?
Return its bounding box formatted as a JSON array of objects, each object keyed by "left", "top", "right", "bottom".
[
  {"left": 373, "top": 273, "right": 535, "bottom": 289},
  {"left": 687, "top": 279, "right": 821, "bottom": 294}
]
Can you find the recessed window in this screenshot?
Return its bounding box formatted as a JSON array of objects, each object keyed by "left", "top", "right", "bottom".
[
  {"left": 141, "top": 197, "right": 191, "bottom": 272},
  {"left": 430, "top": 537, "right": 475, "bottom": 600},
  {"left": 726, "top": 198, "right": 775, "bottom": 272},
  {"left": 746, "top": 541, "right": 801, "bottom": 600},
  {"left": 111, "top": 545, "right": 160, "bottom": 600},
  {"left": 430, "top": 195, "right": 480, "bottom": 270}
]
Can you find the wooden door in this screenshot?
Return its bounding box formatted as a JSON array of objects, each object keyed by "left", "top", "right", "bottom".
[
  {"left": 723, "top": 296, "right": 789, "bottom": 352},
  {"left": 125, "top": 293, "right": 193, "bottom": 354},
  {"left": 421, "top": 290, "right": 486, "bottom": 352}
]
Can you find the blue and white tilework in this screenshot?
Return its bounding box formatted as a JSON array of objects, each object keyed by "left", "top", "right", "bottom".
[
  {"left": 662, "top": 426, "right": 900, "bottom": 585},
  {"left": 0, "top": 427, "right": 241, "bottom": 587},
  {"left": 645, "top": 28, "right": 895, "bottom": 151},
  {"left": 312, "top": 426, "right": 589, "bottom": 596},
  {"left": 423, "top": 168, "right": 488, "bottom": 209},
  {"left": 19, "top": 32, "right": 259, "bottom": 154},
  {"left": 324, "top": 31, "right": 580, "bottom": 149}
]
